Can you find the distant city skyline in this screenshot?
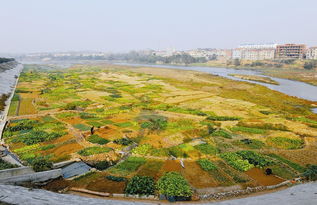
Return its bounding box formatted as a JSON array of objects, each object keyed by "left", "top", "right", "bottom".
[{"left": 1, "top": 0, "right": 317, "bottom": 53}]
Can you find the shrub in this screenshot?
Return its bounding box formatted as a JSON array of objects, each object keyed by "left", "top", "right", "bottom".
[
  {"left": 113, "top": 138, "right": 133, "bottom": 146},
  {"left": 230, "top": 126, "right": 266, "bottom": 134},
  {"left": 106, "top": 175, "right": 126, "bottom": 182},
  {"left": 267, "top": 137, "right": 304, "bottom": 149},
  {"left": 94, "top": 160, "right": 112, "bottom": 170},
  {"left": 87, "top": 134, "right": 109, "bottom": 145},
  {"left": 114, "top": 122, "right": 133, "bottom": 128},
  {"left": 132, "top": 144, "right": 152, "bottom": 156},
  {"left": 237, "top": 122, "right": 289, "bottom": 131},
  {"left": 125, "top": 176, "right": 155, "bottom": 196},
  {"left": 157, "top": 172, "right": 193, "bottom": 197},
  {"left": 110, "top": 157, "right": 146, "bottom": 175},
  {"left": 73, "top": 124, "right": 91, "bottom": 131},
  {"left": 194, "top": 143, "right": 218, "bottom": 155},
  {"left": 64, "top": 101, "right": 91, "bottom": 110},
  {"left": 220, "top": 152, "right": 254, "bottom": 171},
  {"left": 302, "top": 165, "right": 317, "bottom": 180},
  {"left": 197, "top": 159, "right": 217, "bottom": 171},
  {"left": 141, "top": 118, "right": 168, "bottom": 132},
  {"left": 206, "top": 116, "right": 240, "bottom": 121},
  {"left": 167, "top": 146, "right": 188, "bottom": 158},
  {"left": 0, "top": 159, "right": 18, "bottom": 170},
  {"left": 77, "top": 146, "right": 112, "bottom": 156},
  {"left": 236, "top": 150, "right": 273, "bottom": 167},
  {"left": 212, "top": 129, "right": 232, "bottom": 139},
  {"left": 79, "top": 112, "right": 96, "bottom": 119},
  {"left": 40, "top": 144, "right": 56, "bottom": 151},
  {"left": 236, "top": 139, "right": 265, "bottom": 149},
  {"left": 30, "top": 157, "right": 53, "bottom": 172},
  {"left": 19, "top": 131, "right": 63, "bottom": 145},
  {"left": 8, "top": 119, "right": 38, "bottom": 132},
  {"left": 266, "top": 153, "right": 305, "bottom": 172}
]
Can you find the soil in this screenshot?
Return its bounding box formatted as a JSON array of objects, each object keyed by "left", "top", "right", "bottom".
[
  {"left": 86, "top": 177, "right": 126, "bottom": 194},
  {"left": 182, "top": 161, "right": 218, "bottom": 188},
  {"left": 42, "top": 178, "right": 70, "bottom": 192},
  {"left": 245, "top": 168, "right": 284, "bottom": 186},
  {"left": 158, "top": 159, "right": 182, "bottom": 175}
]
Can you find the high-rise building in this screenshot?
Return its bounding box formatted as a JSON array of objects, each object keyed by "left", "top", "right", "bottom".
[{"left": 276, "top": 44, "right": 306, "bottom": 59}]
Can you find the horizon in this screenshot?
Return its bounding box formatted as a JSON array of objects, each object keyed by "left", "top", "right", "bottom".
[{"left": 1, "top": 0, "right": 317, "bottom": 53}]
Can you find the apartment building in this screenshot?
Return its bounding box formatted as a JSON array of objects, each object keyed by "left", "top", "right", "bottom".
[
  {"left": 231, "top": 44, "right": 277, "bottom": 60},
  {"left": 276, "top": 44, "right": 306, "bottom": 59},
  {"left": 241, "top": 49, "right": 276, "bottom": 60},
  {"left": 186, "top": 49, "right": 232, "bottom": 60},
  {"left": 239, "top": 43, "right": 278, "bottom": 49},
  {"left": 306, "top": 47, "right": 317, "bottom": 60}
]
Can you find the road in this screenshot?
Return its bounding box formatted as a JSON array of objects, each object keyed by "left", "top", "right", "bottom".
[{"left": 0, "top": 182, "right": 317, "bottom": 205}]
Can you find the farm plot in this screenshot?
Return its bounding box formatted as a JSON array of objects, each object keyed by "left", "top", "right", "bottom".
[{"left": 3, "top": 64, "right": 316, "bottom": 193}]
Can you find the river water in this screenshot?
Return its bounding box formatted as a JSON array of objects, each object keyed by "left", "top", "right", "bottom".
[
  {"left": 116, "top": 63, "right": 317, "bottom": 113},
  {"left": 0, "top": 64, "right": 23, "bottom": 117}
]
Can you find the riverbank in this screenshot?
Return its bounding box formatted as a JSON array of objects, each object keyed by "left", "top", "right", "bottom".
[
  {"left": 116, "top": 62, "right": 317, "bottom": 103},
  {"left": 190, "top": 61, "right": 317, "bottom": 86},
  {"left": 228, "top": 74, "right": 279, "bottom": 85},
  {"left": 0, "top": 64, "right": 23, "bottom": 166}
]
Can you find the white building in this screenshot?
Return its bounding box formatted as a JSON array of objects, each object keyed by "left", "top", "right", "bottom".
[
  {"left": 242, "top": 49, "right": 276, "bottom": 60},
  {"left": 239, "top": 43, "right": 278, "bottom": 49},
  {"left": 232, "top": 49, "right": 242, "bottom": 59},
  {"left": 233, "top": 44, "right": 277, "bottom": 60},
  {"left": 186, "top": 49, "right": 232, "bottom": 59},
  {"left": 306, "top": 47, "right": 317, "bottom": 60}
]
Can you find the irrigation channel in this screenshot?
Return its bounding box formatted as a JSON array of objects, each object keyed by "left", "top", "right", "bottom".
[{"left": 116, "top": 63, "right": 317, "bottom": 113}]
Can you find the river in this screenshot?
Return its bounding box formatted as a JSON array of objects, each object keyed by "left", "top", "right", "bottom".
[{"left": 116, "top": 63, "right": 317, "bottom": 113}]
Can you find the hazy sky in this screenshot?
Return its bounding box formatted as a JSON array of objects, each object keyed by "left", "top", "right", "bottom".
[{"left": 1, "top": 0, "right": 317, "bottom": 53}]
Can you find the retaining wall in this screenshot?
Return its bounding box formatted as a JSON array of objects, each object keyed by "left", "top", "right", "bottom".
[
  {"left": 0, "top": 169, "right": 62, "bottom": 184},
  {"left": 0, "top": 167, "right": 34, "bottom": 179},
  {"left": 199, "top": 178, "right": 300, "bottom": 200}
]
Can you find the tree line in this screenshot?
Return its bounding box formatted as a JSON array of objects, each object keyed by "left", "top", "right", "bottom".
[{"left": 0, "top": 58, "right": 14, "bottom": 64}]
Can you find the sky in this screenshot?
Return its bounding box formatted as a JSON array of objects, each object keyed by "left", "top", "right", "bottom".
[{"left": 1, "top": 0, "right": 317, "bottom": 53}]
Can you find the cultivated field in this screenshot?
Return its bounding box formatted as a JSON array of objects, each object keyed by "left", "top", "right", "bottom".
[{"left": 3, "top": 64, "right": 317, "bottom": 196}]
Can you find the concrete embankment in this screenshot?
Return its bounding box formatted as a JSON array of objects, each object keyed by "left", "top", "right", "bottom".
[
  {"left": 0, "top": 168, "right": 62, "bottom": 184},
  {"left": 0, "top": 63, "right": 23, "bottom": 166},
  {"left": 0, "top": 182, "right": 317, "bottom": 205},
  {"left": 0, "top": 167, "right": 34, "bottom": 179}
]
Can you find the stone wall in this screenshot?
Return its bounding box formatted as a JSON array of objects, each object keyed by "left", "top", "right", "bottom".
[{"left": 199, "top": 179, "right": 299, "bottom": 200}]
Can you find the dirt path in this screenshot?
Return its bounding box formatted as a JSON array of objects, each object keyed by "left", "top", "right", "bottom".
[
  {"left": 7, "top": 110, "right": 80, "bottom": 121},
  {"left": 50, "top": 115, "right": 92, "bottom": 148}
]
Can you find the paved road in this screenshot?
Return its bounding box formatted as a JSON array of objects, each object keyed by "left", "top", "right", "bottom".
[{"left": 0, "top": 182, "right": 317, "bottom": 205}]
